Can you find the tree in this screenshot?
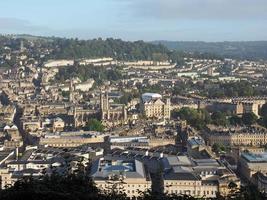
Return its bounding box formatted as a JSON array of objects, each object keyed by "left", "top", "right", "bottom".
[
  {"left": 212, "top": 143, "right": 226, "bottom": 154},
  {"left": 0, "top": 167, "right": 99, "bottom": 200},
  {"left": 61, "top": 91, "right": 70, "bottom": 98},
  {"left": 211, "top": 111, "right": 229, "bottom": 126},
  {"left": 234, "top": 184, "right": 265, "bottom": 200},
  {"left": 260, "top": 103, "right": 267, "bottom": 117},
  {"left": 171, "top": 108, "right": 211, "bottom": 130},
  {"left": 117, "top": 92, "right": 137, "bottom": 105},
  {"left": 257, "top": 104, "right": 267, "bottom": 128},
  {"left": 229, "top": 115, "right": 242, "bottom": 126},
  {"left": 83, "top": 119, "right": 104, "bottom": 132},
  {"left": 54, "top": 65, "right": 124, "bottom": 85},
  {"left": 242, "top": 113, "right": 258, "bottom": 126},
  {"left": 212, "top": 143, "right": 220, "bottom": 154},
  {"left": 262, "top": 116, "right": 267, "bottom": 128},
  {"left": 0, "top": 170, "right": 265, "bottom": 200},
  {"left": 207, "top": 81, "right": 257, "bottom": 98},
  {"left": 49, "top": 38, "right": 172, "bottom": 61}
]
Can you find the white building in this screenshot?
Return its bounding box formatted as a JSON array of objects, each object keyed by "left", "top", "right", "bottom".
[
  {"left": 91, "top": 157, "right": 151, "bottom": 198},
  {"left": 141, "top": 93, "right": 171, "bottom": 119},
  {"left": 44, "top": 60, "right": 74, "bottom": 68},
  {"left": 162, "top": 156, "right": 240, "bottom": 198}
]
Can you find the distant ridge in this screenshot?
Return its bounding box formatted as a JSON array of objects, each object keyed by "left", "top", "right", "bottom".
[
  {"left": 1, "top": 33, "right": 267, "bottom": 60},
  {"left": 0, "top": 34, "right": 61, "bottom": 42},
  {"left": 151, "top": 40, "right": 267, "bottom": 60}
]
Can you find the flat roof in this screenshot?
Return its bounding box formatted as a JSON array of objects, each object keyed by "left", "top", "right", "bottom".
[
  {"left": 91, "top": 157, "right": 147, "bottom": 180},
  {"left": 242, "top": 152, "right": 267, "bottom": 163},
  {"left": 187, "top": 137, "right": 205, "bottom": 146}
]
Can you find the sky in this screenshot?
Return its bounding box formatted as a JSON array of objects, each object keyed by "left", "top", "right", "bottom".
[{"left": 0, "top": 0, "right": 267, "bottom": 41}]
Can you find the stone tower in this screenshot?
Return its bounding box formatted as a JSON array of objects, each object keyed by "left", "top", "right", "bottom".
[
  {"left": 69, "top": 79, "right": 74, "bottom": 103},
  {"left": 100, "top": 91, "right": 110, "bottom": 120}
]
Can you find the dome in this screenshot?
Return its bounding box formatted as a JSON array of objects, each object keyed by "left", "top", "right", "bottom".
[
  {"left": 10, "top": 125, "right": 18, "bottom": 130},
  {"left": 4, "top": 125, "right": 11, "bottom": 130},
  {"left": 142, "top": 93, "right": 162, "bottom": 102}
]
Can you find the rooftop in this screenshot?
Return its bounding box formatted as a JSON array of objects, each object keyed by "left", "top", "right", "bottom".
[
  {"left": 141, "top": 93, "right": 162, "bottom": 103},
  {"left": 187, "top": 137, "right": 205, "bottom": 147},
  {"left": 242, "top": 152, "right": 267, "bottom": 163},
  {"left": 91, "top": 157, "right": 147, "bottom": 180}
]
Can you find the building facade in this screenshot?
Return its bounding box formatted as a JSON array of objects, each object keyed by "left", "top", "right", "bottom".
[
  {"left": 140, "top": 93, "right": 171, "bottom": 119},
  {"left": 100, "top": 91, "right": 127, "bottom": 122},
  {"left": 91, "top": 157, "right": 151, "bottom": 198},
  {"left": 206, "top": 126, "right": 267, "bottom": 147},
  {"left": 162, "top": 156, "right": 240, "bottom": 198}
]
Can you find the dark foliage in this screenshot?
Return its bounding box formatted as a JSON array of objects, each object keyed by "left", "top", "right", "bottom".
[
  {"left": 0, "top": 168, "right": 265, "bottom": 200},
  {"left": 55, "top": 64, "right": 123, "bottom": 84},
  {"left": 50, "top": 38, "right": 170, "bottom": 61}
]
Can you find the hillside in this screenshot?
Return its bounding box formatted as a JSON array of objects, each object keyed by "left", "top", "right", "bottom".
[
  {"left": 0, "top": 35, "right": 187, "bottom": 64},
  {"left": 152, "top": 41, "right": 267, "bottom": 60}
]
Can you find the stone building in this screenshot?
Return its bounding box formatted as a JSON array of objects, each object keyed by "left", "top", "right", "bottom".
[
  {"left": 91, "top": 157, "right": 151, "bottom": 198},
  {"left": 205, "top": 99, "right": 266, "bottom": 117},
  {"left": 100, "top": 91, "right": 127, "bottom": 122},
  {"left": 206, "top": 125, "right": 267, "bottom": 147},
  {"left": 39, "top": 131, "right": 105, "bottom": 147},
  {"left": 239, "top": 152, "right": 267, "bottom": 181},
  {"left": 140, "top": 93, "right": 171, "bottom": 119},
  {"left": 162, "top": 156, "right": 240, "bottom": 198}
]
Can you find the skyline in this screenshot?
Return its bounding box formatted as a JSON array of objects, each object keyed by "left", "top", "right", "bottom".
[{"left": 0, "top": 0, "right": 267, "bottom": 41}]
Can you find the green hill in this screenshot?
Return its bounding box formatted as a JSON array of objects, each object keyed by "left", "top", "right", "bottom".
[{"left": 152, "top": 41, "right": 267, "bottom": 60}]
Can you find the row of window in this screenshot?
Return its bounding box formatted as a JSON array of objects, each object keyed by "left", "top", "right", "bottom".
[
  {"left": 98, "top": 184, "right": 148, "bottom": 188},
  {"left": 165, "top": 182, "right": 200, "bottom": 186},
  {"left": 167, "top": 189, "right": 216, "bottom": 196}
]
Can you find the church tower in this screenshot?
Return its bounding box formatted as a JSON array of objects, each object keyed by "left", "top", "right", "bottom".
[
  {"left": 69, "top": 79, "right": 74, "bottom": 103},
  {"left": 100, "top": 90, "right": 110, "bottom": 120},
  {"left": 20, "top": 40, "right": 24, "bottom": 52}
]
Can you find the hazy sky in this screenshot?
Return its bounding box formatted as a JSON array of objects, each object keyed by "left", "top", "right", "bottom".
[{"left": 0, "top": 0, "right": 267, "bottom": 41}]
